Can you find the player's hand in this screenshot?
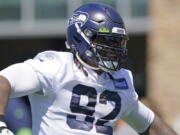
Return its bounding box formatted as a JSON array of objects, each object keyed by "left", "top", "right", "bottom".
[{"left": 0, "top": 116, "right": 14, "bottom": 135}]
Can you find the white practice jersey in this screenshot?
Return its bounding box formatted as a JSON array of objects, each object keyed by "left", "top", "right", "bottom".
[{"left": 0, "top": 51, "right": 154, "bottom": 135}]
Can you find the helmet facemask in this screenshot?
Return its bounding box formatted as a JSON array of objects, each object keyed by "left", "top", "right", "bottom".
[
  {"left": 71, "top": 23, "right": 128, "bottom": 72},
  {"left": 91, "top": 32, "right": 128, "bottom": 72},
  {"left": 82, "top": 27, "right": 128, "bottom": 72}
]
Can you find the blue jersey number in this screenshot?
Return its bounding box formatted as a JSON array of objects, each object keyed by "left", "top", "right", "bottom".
[{"left": 67, "top": 84, "right": 121, "bottom": 135}]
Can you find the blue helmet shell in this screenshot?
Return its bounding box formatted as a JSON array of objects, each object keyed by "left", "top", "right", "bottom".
[{"left": 66, "top": 3, "right": 128, "bottom": 72}]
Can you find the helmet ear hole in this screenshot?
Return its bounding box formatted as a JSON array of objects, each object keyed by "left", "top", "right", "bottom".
[{"left": 73, "top": 36, "right": 81, "bottom": 43}]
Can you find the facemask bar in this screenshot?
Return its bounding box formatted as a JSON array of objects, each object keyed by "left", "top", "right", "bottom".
[
  {"left": 92, "top": 32, "right": 128, "bottom": 72},
  {"left": 95, "top": 43, "right": 128, "bottom": 72}
]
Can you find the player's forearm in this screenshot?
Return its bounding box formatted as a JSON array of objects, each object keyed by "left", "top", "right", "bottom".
[
  {"left": 140, "top": 115, "right": 178, "bottom": 135},
  {"left": 0, "top": 75, "right": 11, "bottom": 115}
]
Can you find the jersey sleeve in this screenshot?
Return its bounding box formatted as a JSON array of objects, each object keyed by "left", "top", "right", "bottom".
[
  {"left": 122, "top": 100, "right": 155, "bottom": 133},
  {"left": 120, "top": 70, "right": 155, "bottom": 133},
  {"left": 24, "top": 51, "right": 62, "bottom": 95},
  {"left": 0, "top": 63, "right": 41, "bottom": 98}
]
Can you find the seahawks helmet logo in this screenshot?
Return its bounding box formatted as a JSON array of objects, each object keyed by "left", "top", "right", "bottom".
[{"left": 68, "top": 11, "right": 89, "bottom": 27}]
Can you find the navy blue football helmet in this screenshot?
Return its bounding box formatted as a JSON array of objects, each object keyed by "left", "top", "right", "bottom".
[{"left": 66, "top": 3, "right": 128, "bottom": 72}]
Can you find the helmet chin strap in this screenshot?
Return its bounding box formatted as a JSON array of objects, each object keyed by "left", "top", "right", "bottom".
[
  {"left": 65, "top": 40, "right": 100, "bottom": 71},
  {"left": 76, "top": 51, "right": 117, "bottom": 72},
  {"left": 76, "top": 52, "right": 100, "bottom": 71},
  {"left": 75, "top": 23, "right": 100, "bottom": 71}
]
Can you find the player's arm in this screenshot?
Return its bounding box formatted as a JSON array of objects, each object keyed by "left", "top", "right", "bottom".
[
  {"left": 122, "top": 101, "right": 177, "bottom": 135},
  {"left": 140, "top": 115, "right": 178, "bottom": 135},
  {"left": 0, "top": 76, "right": 10, "bottom": 115},
  {"left": 0, "top": 63, "right": 41, "bottom": 135},
  {"left": 0, "top": 76, "right": 14, "bottom": 135}
]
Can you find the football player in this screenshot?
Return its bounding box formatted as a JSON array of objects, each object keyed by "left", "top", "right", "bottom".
[{"left": 0, "top": 3, "right": 177, "bottom": 135}]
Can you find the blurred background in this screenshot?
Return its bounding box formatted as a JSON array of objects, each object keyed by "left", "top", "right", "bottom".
[{"left": 0, "top": 0, "right": 179, "bottom": 135}]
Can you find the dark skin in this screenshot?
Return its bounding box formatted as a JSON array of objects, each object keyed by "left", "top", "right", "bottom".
[
  {"left": 0, "top": 65, "right": 178, "bottom": 135},
  {"left": 140, "top": 116, "right": 178, "bottom": 135},
  {"left": 0, "top": 75, "right": 11, "bottom": 115}
]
